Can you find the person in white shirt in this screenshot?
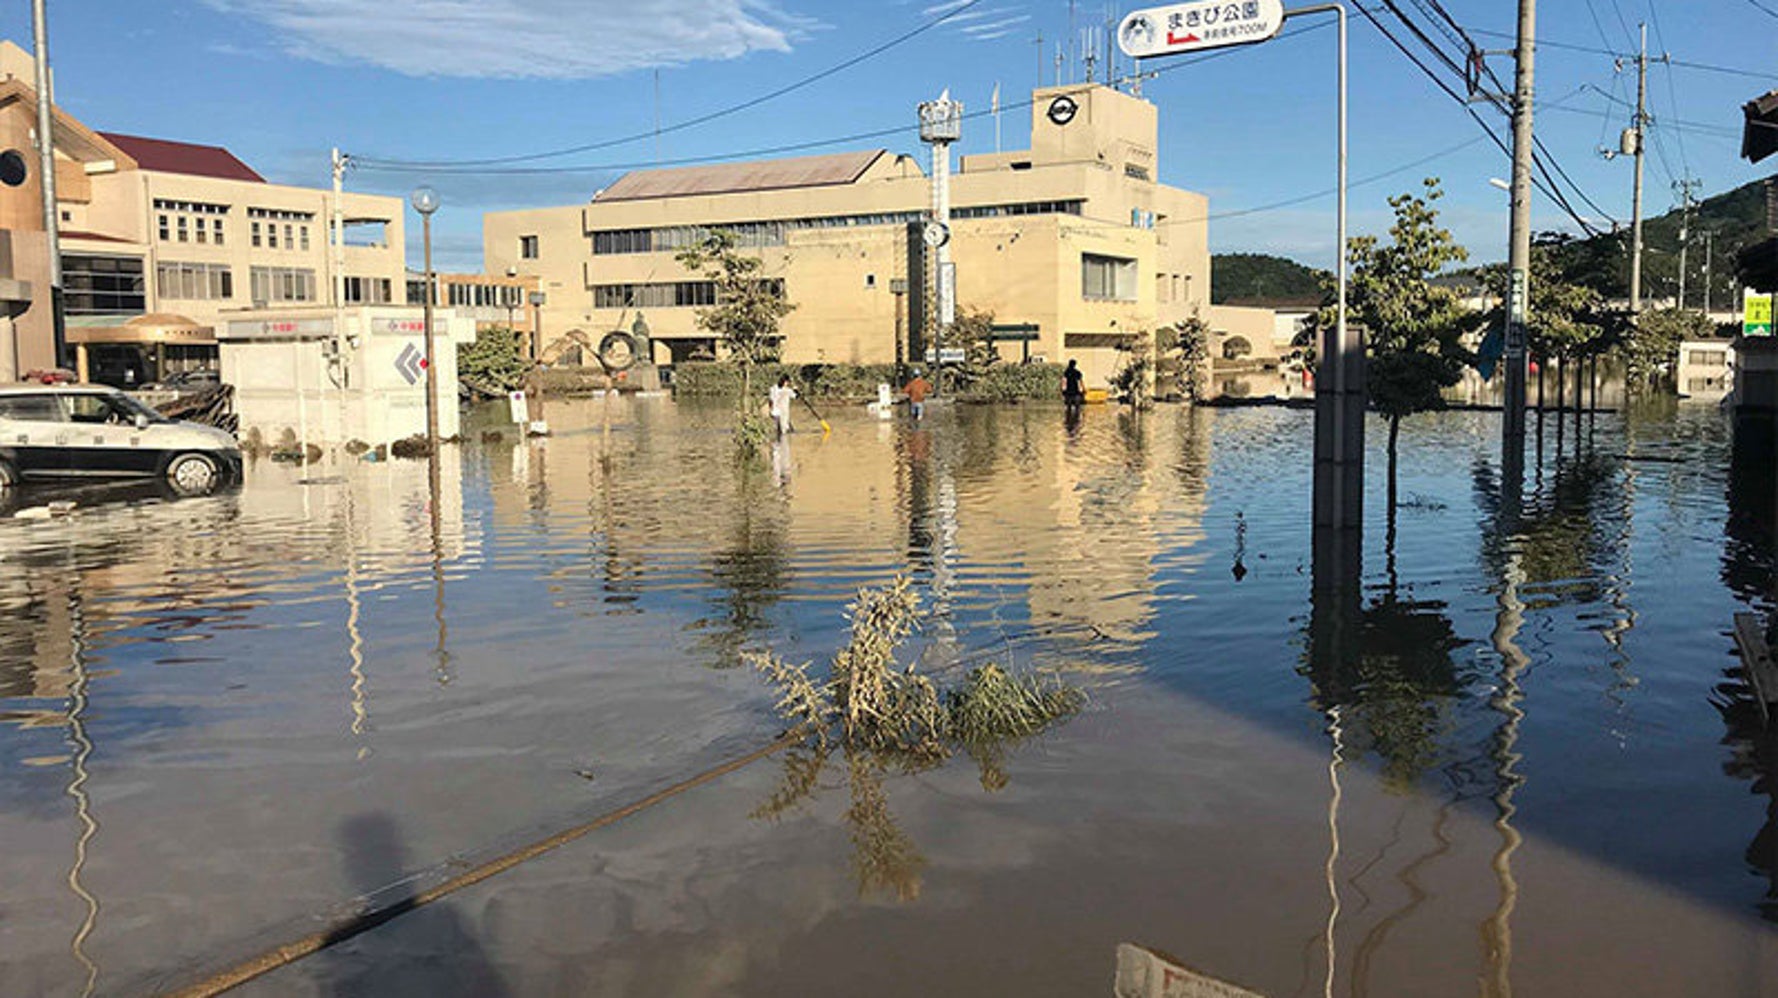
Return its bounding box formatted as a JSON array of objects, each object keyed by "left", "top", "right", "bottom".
[{"left": 768, "top": 375, "right": 797, "bottom": 437}]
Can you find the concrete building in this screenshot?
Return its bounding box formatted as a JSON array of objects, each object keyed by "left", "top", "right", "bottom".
[
  {"left": 484, "top": 84, "right": 1210, "bottom": 389},
  {"left": 0, "top": 40, "right": 407, "bottom": 385},
  {"left": 408, "top": 270, "right": 540, "bottom": 348},
  {"left": 1678, "top": 338, "right": 1735, "bottom": 399}
]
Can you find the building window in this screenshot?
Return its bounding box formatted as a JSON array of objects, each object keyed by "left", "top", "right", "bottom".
[
  {"left": 284, "top": 224, "right": 294, "bottom": 249},
  {"left": 251, "top": 221, "right": 261, "bottom": 248},
  {"left": 61, "top": 254, "right": 147, "bottom": 315},
  {"left": 213, "top": 218, "right": 225, "bottom": 246},
  {"left": 249, "top": 266, "right": 317, "bottom": 304},
  {"left": 300, "top": 225, "right": 310, "bottom": 252},
  {"left": 1125, "top": 163, "right": 1151, "bottom": 181},
  {"left": 1694, "top": 349, "right": 1727, "bottom": 366},
  {"left": 176, "top": 216, "right": 188, "bottom": 242},
  {"left": 343, "top": 276, "right": 392, "bottom": 304},
  {"left": 195, "top": 220, "right": 207, "bottom": 244},
  {"left": 1081, "top": 253, "right": 1137, "bottom": 301},
  {"left": 158, "top": 215, "right": 170, "bottom": 241},
  {"left": 520, "top": 234, "right": 539, "bottom": 259},
  {"left": 156, "top": 261, "right": 233, "bottom": 300}
]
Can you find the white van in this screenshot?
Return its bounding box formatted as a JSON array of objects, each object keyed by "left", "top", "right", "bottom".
[{"left": 0, "top": 383, "right": 241, "bottom": 495}]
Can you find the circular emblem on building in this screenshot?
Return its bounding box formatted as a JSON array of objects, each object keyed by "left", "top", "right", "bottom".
[
  {"left": 0, "top": 150, "right": 26, "bottom": 188},
  {"left": 1047, "top": 95, "right": 1079, "bottom": 127}
]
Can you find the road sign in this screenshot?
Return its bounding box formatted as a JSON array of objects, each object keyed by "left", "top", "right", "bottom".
[
  {"left": 394, "top": 342, "right": 424, "bottom": 385},
  {"left": 507, "top": 390, "right": 530, "bottom": 424},
  {"left": 1117, "top": 0, "right": 1285, "bottom": 59},
  {"left": 938, "top": 262, "right": 956, "bottom": 326},
  {"left": 1746, "top": 289, "right": 1773, "bottom": 337}
]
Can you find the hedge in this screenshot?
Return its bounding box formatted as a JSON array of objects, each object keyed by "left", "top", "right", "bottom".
[{"left": 673, "top": 361, "right": 1063, "bottom": 403}]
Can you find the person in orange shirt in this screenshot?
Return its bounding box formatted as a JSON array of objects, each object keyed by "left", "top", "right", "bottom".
[{"left": 903, "top": 369, "right": 933, "bottom": 420}]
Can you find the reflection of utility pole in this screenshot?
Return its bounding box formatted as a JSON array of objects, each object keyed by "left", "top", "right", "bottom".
[
  {"left": 1323, "top": 705, "right": 1345, "bottom": 998},
  {"left": 1704, "top": 231, "right": 1714, "bottom": 315}
]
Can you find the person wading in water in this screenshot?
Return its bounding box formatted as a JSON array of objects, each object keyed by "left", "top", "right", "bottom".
[{"left": 1062, "top": 359, "right": 1086, "bottom": 409}]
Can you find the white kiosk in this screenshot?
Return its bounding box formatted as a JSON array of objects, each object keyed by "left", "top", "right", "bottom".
[{"left": 219, "top": 306, "right": 475, "bottom": 448}]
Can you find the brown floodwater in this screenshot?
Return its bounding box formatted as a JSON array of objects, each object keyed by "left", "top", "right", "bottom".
[{"left": 2, "top": 396, "right": 1777, "bottom": 996}]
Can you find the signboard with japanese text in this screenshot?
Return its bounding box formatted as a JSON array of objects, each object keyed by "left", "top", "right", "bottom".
[
  {"left": 1117, "top": 0, "right": 1285, "bottom": 59},
  {"left": 1745, "top": 289, "right": 1773, "bottom": 337}
]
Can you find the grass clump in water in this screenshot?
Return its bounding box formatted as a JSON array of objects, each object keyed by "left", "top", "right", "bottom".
[
  {"left": 746, "top": 576, "right": 1085, "bottom": 900},
  {"left": 747, "top": 574, "right": 1082, "bottom": 760}
]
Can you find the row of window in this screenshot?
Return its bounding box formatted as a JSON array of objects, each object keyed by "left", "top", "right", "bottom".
[
  {"left": 589, "top": 201, "right": 1087, "bottom": 256},
  {"left": 1081, "top": 253, "right": 1137, "bottom": 302},
  {"left": 152, "top": 201, "right": 321, "bottom": 252},
  {"left": 157, "top": 261, "right": 233, "bottom": 301},
  {"left": 592, "top": 279, "right": 782, "bottom": 310},
  {"left": 344, "top": 276, "right": 393, "bottom": 304},
  {"left": 252, "top": 220, "right": 311, "bottom": 251},
  {"left": 63, "top": 254, "right": 146, "bottom": 315},
  {"left": 445, "top": 283, "right": 526, "bottom": 308},
  {"left": 249, "top": 266, "right": 318, "bottom": 304}
]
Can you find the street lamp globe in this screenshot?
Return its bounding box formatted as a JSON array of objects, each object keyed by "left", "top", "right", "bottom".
[{"left": 410, "top": 186, "right": 440, "bottom": 216}]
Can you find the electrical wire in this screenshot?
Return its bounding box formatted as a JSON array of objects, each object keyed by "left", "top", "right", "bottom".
[
  {"left": 355, "top": 20, "right": 1333, "bottom": 178},
  {"left": 1744, "top": 0, "right": 1778, "bottom": 20},
  {"left": 1350, "top": 1, "right": 1607, "bottom": 233},
  {"left": 1645, "top": 1, "right": 1691, "bottom": 181},
  {"left": 1460, "top": 26, "right": 1778, "bottom": 82},
  {"left": 355, "top": 0, "right": 994, "bottom": 169}
]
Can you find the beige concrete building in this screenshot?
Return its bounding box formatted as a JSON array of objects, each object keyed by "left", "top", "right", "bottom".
[
  {"left": 485, "top": 84, "right": 1210, "bottom": 389},
  {"left": 0, "top": 40, "right": 407, "bottom": 385}
]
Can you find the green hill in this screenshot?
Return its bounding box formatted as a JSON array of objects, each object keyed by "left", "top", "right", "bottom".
[
  {"left": 1211, "top": 253, "right": 1329, "bottom": 304},
  {"left": 1540, "top": 177, "right": 1766, "bottom": 307}
]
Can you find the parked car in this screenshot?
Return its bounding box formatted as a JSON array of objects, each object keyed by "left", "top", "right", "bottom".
[{"left": 0, "top": 383, "right": 241, "bottom": 495}]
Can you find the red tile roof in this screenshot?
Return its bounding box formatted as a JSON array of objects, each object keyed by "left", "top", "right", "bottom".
[{"left": 97, "top": 132, "right": 264, "bottom": 183}]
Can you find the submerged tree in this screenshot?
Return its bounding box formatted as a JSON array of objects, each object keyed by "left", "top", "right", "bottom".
[
  {"left": 1327, "top": 179, "right": 1481, "bottom": 507},
  {"left": 1624, "top": 307, "right": 1715, "bottom": 391},
  {"left": 676, "top": 231, "right": 797, "bottom": 448}
]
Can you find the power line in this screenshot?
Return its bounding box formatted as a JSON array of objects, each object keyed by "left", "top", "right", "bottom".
[
  {"left": 356, "top": 0, "right": 993, "bottom": 169},
  {"left": 1351, "top": 1, "right": 1609, "bottom": 233},
  {"left": 1744, "top": 0, "right": 1778, "bottom": 20},
  {"left": 1645, "top": 0, "right": 1691, "bottom": 180},
  {"left": 1461, "top": 25, "right": 1778, "bottom": 82},
  {"left": 359, "top": 20, "right": 1334, "bottom": 179}
]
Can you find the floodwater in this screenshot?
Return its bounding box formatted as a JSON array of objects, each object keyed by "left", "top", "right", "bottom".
[{"left": 3, "top": 396, "right": 1778, "bottom": 996}]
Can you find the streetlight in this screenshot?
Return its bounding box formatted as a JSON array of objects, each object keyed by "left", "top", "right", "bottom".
[{"left": 410, "top": 185, "right": 440, "bottom": 449}]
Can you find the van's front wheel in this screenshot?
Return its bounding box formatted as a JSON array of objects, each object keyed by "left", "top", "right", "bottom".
[{"left": 166, "top": 453, "right": 219, "bottom": 496}]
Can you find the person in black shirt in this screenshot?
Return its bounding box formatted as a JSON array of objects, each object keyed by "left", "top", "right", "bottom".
[{"left": 1062, "top": 359, "right": 1086, "bottom": 408}]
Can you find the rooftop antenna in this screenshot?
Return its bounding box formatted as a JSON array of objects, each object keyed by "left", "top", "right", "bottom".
[
  {"left": 652, "top": 69, "right": 661, "bottom": 165},
  {"left": 1082, "top": 26, "right": 1098, "bottom": 83},
  {"left": 1068, "top": 0, "right": 1077, "bottom": 81},
  {"left": 1033, "top": 30, "right": 1044, "bottom": 90},
  {"left": 1055, "top": 42, "right": 1064, "bottom": 86}
]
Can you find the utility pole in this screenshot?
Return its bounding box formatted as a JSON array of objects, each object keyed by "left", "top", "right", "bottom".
[
  {"left": 1674, "top": 177, "right": 1700, "bottom": 310},
  {"left": 1629, "top": 22, "right": 1648, "bottom": 313},
  {"left": 1502, "top": 0, "right": 1535, "bottom": 457},
  {"left": 1704, "top": 230, "right": 1714, "bottom": 314},
  {"left": 32, "top": 0, "right": 64, "bottom": 369}
]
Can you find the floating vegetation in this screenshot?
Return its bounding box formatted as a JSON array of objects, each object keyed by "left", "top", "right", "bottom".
[
  {"left": 746, "top": 575, "right": 1083, "bottom": 761},
  {"left": 746, "top": 575, "right": 1085, "bottom": 899}
]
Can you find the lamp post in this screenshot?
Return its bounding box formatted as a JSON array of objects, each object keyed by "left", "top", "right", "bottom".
[
  {"left": 410, "top": 186, "right": 440, "bottom": 449},
  {"left": 528, "top": 290, "right": 546, "bottom": 361}
]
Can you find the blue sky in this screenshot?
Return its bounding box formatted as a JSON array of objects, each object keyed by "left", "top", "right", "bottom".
[{"left": 8, "top": 1, "right": 1771, "bottom": 272}]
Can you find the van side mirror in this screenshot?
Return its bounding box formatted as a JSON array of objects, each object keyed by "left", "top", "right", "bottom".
[{"left": 134, "top": 414, "right": 150, "bottom": 431}]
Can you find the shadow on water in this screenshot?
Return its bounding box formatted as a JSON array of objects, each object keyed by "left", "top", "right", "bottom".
[{"left": 316, "top": 813, "right": 508, "bottom": 998}]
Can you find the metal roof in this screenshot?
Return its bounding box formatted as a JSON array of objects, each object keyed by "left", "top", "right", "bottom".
[
  {"left": 594, "top": 150, "right": 887, "bottom": 203},
  {"left": 98, "top": 132, "right": 265, "bottom": 183}
]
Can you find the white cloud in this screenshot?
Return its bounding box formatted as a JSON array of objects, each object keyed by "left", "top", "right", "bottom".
[{"left": 203, "top": 0, "right": 819, "bottom": 79}]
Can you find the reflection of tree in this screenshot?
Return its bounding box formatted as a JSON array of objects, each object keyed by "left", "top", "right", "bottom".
[
  {"left": 696, "top": 466, "right": 791, "bottom": 668},
  {"left": 1305, "top": 533, "right": 1467, "bottom": 793},
  {"left": 1723, "top": 418, "right": 1777, "bottom": 607},
  {"left": 1472, "top": 450, "right": 1621, "bottom": 609},
  {"left": 1714, "top": 686, "right": 1778, "bottom": 923}
]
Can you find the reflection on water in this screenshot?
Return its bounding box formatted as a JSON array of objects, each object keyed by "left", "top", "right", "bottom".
[{"left": 2, "top": 397, "right": 1778, "bottom": 995}]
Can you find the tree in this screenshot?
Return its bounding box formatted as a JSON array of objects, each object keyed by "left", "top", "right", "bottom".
[
  {"left": 1624, "top": 307, "right": 1716, "bottom": 390},
  {"left": 1158, "top": 316, "right": 1210, "bottom": 403},
  {"left": 1108, "top": 330, "right": 1155, "bottom": 409},
  {"left": 456, "top": 325, "right": 530, "bottom": 397},
  {"left": 675, "top": 231, "right": 797, "bottom": 445},
  {"left": 1325, "top": 179, "right": 1481, "bottom": 508}
]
